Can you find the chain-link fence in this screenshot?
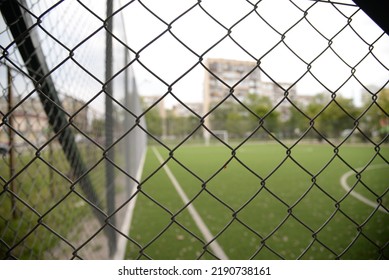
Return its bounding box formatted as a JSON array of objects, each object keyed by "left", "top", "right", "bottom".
[
  {"left": 0, "top": 0, "right": 388, "bottom": 260},
  {"left": 0, "top": 0, "right": 146, "bottom": 259}
]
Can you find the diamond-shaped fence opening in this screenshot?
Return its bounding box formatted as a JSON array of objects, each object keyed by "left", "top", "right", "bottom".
[{"left": 0, "top": 0, "right": 388, "bottom": 260}]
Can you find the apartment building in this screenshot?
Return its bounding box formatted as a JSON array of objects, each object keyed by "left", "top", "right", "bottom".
[
  {"left": 0, "top": 94, "right": 88, "bottom": 147},
  {"left": 203, "top": 58, "right": 296, "bottom": 130}
]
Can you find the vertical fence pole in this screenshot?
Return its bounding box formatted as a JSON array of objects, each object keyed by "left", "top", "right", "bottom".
[
  {"left": 48, "top": 127, "right": 55, "bottom": 197},
  {"left": 203, "top": 63, "right": 211, "bottom": 146},
  {"left": 105, "top": 0, "right": 116, "bottom": 257},
  {"left": 124, "top": 47, "right": 132, "bottom": 195},
  {"left": 7, "top": 66, "right": 17, "bottom": 219}
]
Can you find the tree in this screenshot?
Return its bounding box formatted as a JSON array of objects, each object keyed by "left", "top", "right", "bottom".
[
  {"left": 245, "top": 93, "right": 279, "bottom": 135},
  {"left": 144, "top": 107, "right": 163, "bottom": 138},
  {"left": 283, "top": 102, "right": 307, "bottom": 139},
  {"left": 209, "top": 101, "right": 231, "bottom": 132},
  {"left": 209, "top": 94, "right": 280, "bottom": 139},
  {"left": 322, "top": 96, "right": 360, "bottom": 138},
  {"left": 305, "top": 93, "right": 360, "bottom": 139},
  {"left": 361, "top": 88, "right": 389, "bottom": 140},
  {"left": 226, "top": 109, "right": 248, "bottom": 138},
  {"left": 91, "top": 118, "right": 105, "bottom": 138}
]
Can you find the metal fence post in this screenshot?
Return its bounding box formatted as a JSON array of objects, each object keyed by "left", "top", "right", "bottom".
[
  {"left": 7, "top": 66, "right": 17, "bottom": 219},
  {"left": 104, "top": 0, "right": 117, "bottom": 257},
  {"left": 124, "top": 47, "right": 131, "bottom": 195}
]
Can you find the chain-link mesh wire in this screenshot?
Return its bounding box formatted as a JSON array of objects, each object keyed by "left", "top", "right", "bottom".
[
  {"left": 0, "top": 0, "right": 388, "bottom": 259},
  {"left": 0, "top": 0, "right": 146, "bottom": 259}
]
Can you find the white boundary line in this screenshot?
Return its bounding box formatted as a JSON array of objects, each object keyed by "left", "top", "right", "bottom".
[
  {"left": 152, "top": 147, "right": 229, "bottom": 260},
  {"left": 113, "top": 150, "right": 147, "bottom": 260},
  {"left": 340, "top": 164, "right": 388, "bottom": 214}
]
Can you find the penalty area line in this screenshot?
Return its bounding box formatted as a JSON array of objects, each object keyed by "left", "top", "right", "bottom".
[
  {"left": 340, "top": 164, "right": 388, "bottom": 214},
  {"left": 152, "top": 147, "right": 229, "bottom": 260}
]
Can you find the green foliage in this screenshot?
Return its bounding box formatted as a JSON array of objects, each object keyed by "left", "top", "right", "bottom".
[
  {"left": 319, "top": 96, "right": 361, "bottom": 138},
  {"left": 303, "top": 93, "right": 363, "bottom": 139},
  {"left": 166, "top": 113, "right": 200, "bottom": 139},
  {"left": 245, "top": 93, "right": 279, "bottom": 132},
  {"left": 91, "top": 118, "right": 105, "bottom": 138},
  {"left": 209, "top": 94, "right": 279, "bottom": 139},
  {"left": 0, "top": 145, "right": 96, "bottom": 259},
  {"left": 283, "top": 103, "right": 307, "bottom": 138},
  {"left": 361, "top": 89, "right": 389, "bottom": 141},
  {"left": 225, "top": 107, "right": 248, "bottom": 138},
  {"left": 141, "top": 89, "right": 387, "bottom": 143},
  {"left": 145, "top": 107, "right": 163, "bottom": 137}
]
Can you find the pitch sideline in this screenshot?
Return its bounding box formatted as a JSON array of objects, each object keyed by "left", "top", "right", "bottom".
[
  {"left": 113, "top": 151, "right": 147, "bottom": 260},
  {"left": 152, "top": 146, "right": 229, "bottom": 260}
]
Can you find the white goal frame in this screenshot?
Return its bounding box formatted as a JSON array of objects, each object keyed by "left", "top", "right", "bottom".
[{"left": 212, "top": 130, "right": 229, "bottom": 144}]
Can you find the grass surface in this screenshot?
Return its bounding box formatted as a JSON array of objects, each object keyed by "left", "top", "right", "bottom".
[
  {"left": 2, "top": 141, "right": 388, "bottom": 259},
  {"left": 0, "top": 143, "right": 109, "bottom": 259},
  {"left": 126, "top": 142, "right": 389, "bottom": 259}
]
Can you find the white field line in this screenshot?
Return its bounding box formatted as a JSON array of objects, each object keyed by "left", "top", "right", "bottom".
[
  {"left": 113, "top": 151, "right": 147, "bottom": 260},
  {"left": 152, "top": 147, "right": 229, "bottom": 260},
  {"left": 340, "top": 164, "right": 388, "bottom": 214}
]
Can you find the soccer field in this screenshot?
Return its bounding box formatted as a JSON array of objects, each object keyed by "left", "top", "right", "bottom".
[{"left": 126, "top": 142, "right": 389, "bottom": 260}]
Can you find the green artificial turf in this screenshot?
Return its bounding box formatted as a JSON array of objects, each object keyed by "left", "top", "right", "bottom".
[{"left": 126, "top": 142, "right": 388, "bottom": 259}]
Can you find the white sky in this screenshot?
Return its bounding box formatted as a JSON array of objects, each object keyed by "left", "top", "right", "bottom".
[
  {"left": 119, "top": 0, "right": 389, "bottom": 107},
  {"left": 2, "top": 0, "right": 389, "bottom": 112}
]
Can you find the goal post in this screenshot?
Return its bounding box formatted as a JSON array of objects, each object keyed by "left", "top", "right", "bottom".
[{"left": 204, "top": 130, "right": 228, "bottom": 145}]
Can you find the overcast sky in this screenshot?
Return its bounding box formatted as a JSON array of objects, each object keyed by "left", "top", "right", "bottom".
[
  {"left": 2, "top": 0, "right": 389, "bottom": 112},
  {"left": 117, "top": 0, "right": 389, "bottom": 107}
]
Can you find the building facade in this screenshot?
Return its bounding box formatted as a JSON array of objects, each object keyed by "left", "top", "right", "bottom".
[
  {"left": 204, "top": 58, "right": 262, "bottom": 104},
  {"left": 203, "top": 58, "right": 297, "bottom": 139},
  {"left": 0, "top": 94, "right": 88, "bottom": 148}
]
